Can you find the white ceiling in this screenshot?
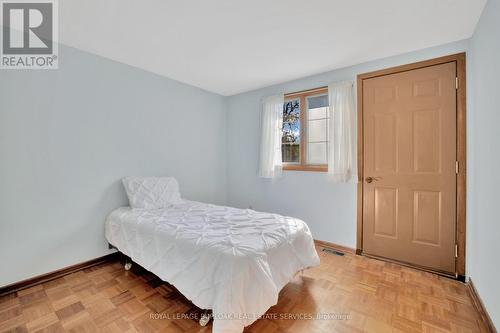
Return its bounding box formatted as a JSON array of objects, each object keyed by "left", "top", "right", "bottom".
[{"left": 60, "top": 0, "right": 486, "bottom": 96}]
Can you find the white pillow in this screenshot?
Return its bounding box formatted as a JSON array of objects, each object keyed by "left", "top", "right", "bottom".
[{"left": 122, "top": 177, "right": 183, "bottom": 209}]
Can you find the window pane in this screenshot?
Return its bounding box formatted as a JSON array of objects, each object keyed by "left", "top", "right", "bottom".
[
  {"left": 307, "top": 142, "right": 328, "bottom": 165},
  {"left": 308, "top": 94, "right": 328, "bottom": 109},
  {"left": 282, "top": 99, "right": 300, "bottom": 163},
  {"left": 306, "top": 93, "right": 329, "bottom": 165},
  {"left": 309, "top": 106, "right": 328, "bottom": 120},
  {"left": 307, "top": 119, "right": 328, "bottom": 142}
]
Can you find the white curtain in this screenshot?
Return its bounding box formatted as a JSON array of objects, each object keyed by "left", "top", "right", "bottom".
[
  {"left": 259, "top": 94, "right": 284, "bottom": 178},
  {"left": 328, "top": 81, "right": 356, "bottom": 182}
]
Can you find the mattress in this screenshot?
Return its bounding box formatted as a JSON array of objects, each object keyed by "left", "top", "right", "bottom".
[{"left": 105, "top": 200, "right": 320, "bottom": 333}]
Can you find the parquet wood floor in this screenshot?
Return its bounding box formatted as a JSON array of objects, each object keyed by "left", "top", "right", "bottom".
[{"left": 0, "top": 247, "right": 490, "bottom": 332}]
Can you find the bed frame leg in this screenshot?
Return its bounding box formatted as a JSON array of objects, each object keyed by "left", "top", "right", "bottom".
[
  {"left": 199, "top": 311, "right": 211, "bottom": 327},
  {"left": 124, "top": 259, "right": 132, "bottom": 271}
]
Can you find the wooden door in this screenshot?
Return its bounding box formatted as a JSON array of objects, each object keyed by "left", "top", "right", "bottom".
[{"left": 362, "top": 62, "right": 457, "bottom": 274}]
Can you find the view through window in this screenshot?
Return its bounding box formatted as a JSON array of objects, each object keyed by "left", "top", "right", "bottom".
[{"left": 282, "top": 99, "right": 300, "bottom": 163}]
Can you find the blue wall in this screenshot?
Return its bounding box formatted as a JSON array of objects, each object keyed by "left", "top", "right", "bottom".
[
  {"left": 0, "top": 45, "right": 227, "bottom": 286},
  {"left": 468, "top": 0, "right": 500, "bottom": 327}
]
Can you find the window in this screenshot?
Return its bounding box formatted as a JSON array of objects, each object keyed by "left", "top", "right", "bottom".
[{"left": 281, "top": 87, "right": 329, "bottom": 171}]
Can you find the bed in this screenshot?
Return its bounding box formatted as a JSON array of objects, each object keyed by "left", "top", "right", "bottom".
[{"left": 105, "top": 178, "right": 320, "bottom": 333}]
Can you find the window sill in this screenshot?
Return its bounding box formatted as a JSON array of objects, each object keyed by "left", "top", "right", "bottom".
[{"left": 283, "top": 165, "right": 328, "bottom": 172}]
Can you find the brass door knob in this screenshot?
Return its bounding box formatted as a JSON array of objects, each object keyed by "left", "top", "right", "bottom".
[{"left": 366, "top": 177, "right": 380, "bottom": 183}]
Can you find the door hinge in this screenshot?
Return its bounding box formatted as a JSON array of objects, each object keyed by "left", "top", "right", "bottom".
[
  {"left": 455, "top": 244, "right": 459, "bottom": 258},
  {"left": 455, "top": 161, "right": 459, "bottom": 174},
  {"left": 456, "top": 77, "right": 459, "bottom": 90}
]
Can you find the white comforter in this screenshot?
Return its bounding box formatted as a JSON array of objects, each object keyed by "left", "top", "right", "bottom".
[{"left": 105, "top": 200, "right": 320, "bottom": 333}]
